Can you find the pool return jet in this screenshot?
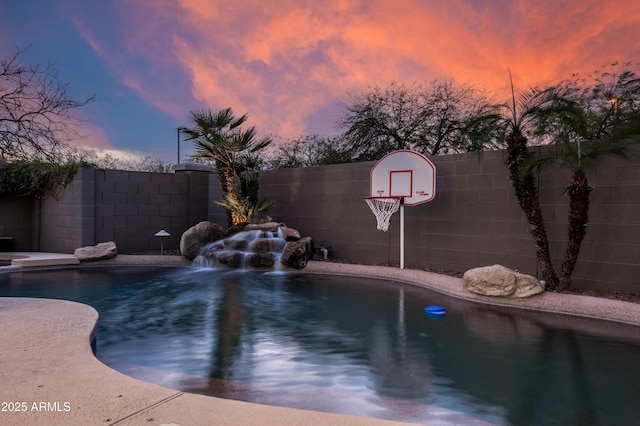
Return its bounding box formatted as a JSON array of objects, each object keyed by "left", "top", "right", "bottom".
[{"left": 365, "top": 150, "right": 436, "bottom": 270}]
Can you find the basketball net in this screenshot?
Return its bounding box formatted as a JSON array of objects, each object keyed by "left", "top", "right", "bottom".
[{"left": 365, "top": 197, "right": 401, "bottom": 232}]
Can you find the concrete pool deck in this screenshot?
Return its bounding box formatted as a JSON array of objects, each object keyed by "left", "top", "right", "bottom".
[{"left": 1, "top": 255, "right": 639, "bottom": 426}]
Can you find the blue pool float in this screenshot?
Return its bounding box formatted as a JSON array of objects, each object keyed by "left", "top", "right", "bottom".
[{"left": 424, "top": 305, "right": 446, "bottom": 316}]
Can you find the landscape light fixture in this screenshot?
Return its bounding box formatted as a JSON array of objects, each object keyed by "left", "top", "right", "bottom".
[{"left": 154, "top": 230, "right": 171, "bottom": 255}]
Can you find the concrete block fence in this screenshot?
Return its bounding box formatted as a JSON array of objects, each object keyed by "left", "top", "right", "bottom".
[
  {"left": 1, "top": 147, "right": 639, "bottom": 294},
  {"left": 1, "top": 165, "right": 219, "bottom": 255},
  {"left": 260, "top": 146, "right": 640, "bottom": 294}
]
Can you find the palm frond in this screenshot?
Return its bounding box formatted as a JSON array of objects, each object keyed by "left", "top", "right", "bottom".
[
  {"left": 214, "top": 191, "right": 275, "bottom": 222},
  {"left": 520, "top": 151, "right": 564, "bottom": 176},
  {"left": 250, "top": 197, "right": 276, "bottom": 215}
]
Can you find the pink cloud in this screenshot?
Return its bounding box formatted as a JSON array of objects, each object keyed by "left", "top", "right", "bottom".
[
  {"left": 78, "top": 0, "right": 640, "bottom": 138},
  {"left": 72, "top": 123, "right": 115, "bottom": 151}
]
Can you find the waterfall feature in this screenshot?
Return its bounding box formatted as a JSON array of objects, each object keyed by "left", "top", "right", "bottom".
[{"left": 193, "top": 229, "right": 288, "bottom": 270}]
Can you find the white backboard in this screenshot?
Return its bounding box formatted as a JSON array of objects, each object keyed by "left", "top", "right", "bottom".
[{"left": 369, "top": 150, "right": 436, "bottom": 206}]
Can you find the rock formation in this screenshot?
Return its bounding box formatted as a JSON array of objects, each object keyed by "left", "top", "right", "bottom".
[
  {"left": 188, "top": 220, "right": 313, "bottom": 270},
  {"left": 74, "top": 241, "right": 117, "bottom": 262},
  {"left": 281, "top": 236, "right": 313, "bottom": 269},
  {"left": 180, "top": 221, "right": 225, "bottom": 261},
  {"left": 463, "top": 264, "right": 544, "bottom": 298}
]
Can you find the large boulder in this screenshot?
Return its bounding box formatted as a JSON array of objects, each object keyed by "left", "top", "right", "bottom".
[
  {"left": 280, "top": 226, "right": 301, "bottom": 241},
  {"left": 252, "top": 237, "right": 286, "bottom": 252},
  {"left": 281, "top": 237, "right": 313, "bottom": 269},
  {"left": 463, "top": 265, "right": 544, "bottom": 298},
  {"left": 243, "top": 222, "right": 302, "bottom": 241},
  {"left": 513, "top": 271, "right": 545, "bottom": 298},
  {"left": 180, "top": 221, "right": 225, "bottom": 260},
  {"left": 215, "top": 250, "right": 243, "bottom": 268},
  {"left": 245, "top": 221, "right": 281, "bottom": 233},
  {"left": 74, "top": 241, "right": 117, "bottom": 262},
  {"left": 247, "top": 252, "right": 276, "bottom": 268}
]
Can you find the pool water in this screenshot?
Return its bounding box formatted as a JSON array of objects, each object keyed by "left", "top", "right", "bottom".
[{"left": 1, "top": 266, "right": 639, "bottom": 425}]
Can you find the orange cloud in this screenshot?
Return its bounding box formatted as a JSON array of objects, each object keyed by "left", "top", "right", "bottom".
[{"left": 95, "top": 0, "right": 640, "bottom": 138}]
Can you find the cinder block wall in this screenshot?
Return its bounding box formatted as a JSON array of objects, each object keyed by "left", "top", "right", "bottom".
[
  {"left": 40, "top": 167, "right": 94, "bottom": 252},
  {"left": 92, "top": 168, "right": 211, "bottom": 253},
  {"left": 208, "top": 174, "right": 226, "bottom": 225},
  {"left": 2, "top": 146, "right": 638, "bottom": 293},
  {"left": 260, "top": 152, "right": 536, "bottom": 271},
  {"left": 261, "top": 146, "right": 640, "bottom": 294},
  {"left": 38, "top": 167, "right": 212, "bottom": 254},
  {"left": 0, "top": 197, "right": 35, "bottom": 251}
]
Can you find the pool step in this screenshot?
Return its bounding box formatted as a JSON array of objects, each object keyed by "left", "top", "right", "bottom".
[{"left": 0, "top": 252, "right": 79, "bottom": 268}]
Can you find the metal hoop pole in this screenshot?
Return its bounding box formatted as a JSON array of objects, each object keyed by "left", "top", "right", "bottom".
[{"left": 400, "top": 199, "right": 405, "bottom": 269}]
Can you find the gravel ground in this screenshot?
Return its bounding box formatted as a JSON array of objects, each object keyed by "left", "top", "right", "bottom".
[
  {"left": 561, "top": 288, "right": 640, "bottom": 304},
  {"left": 412, "top": 266, "right": 640, "bottom": 304},
  {"left": 314, "top": 259, "right": 640, "bottom": 305}
]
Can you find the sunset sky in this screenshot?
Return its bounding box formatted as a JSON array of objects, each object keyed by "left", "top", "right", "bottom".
[{"left": 1, "top": 0, "right": 639, "bottom": 163}]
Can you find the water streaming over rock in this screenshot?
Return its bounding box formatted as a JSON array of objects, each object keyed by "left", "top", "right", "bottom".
[{"left": 192, "top": 229, "right": 288, "bottom": 270}]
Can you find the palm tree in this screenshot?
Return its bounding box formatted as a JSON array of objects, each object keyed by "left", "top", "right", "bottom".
[
  {"left": 502, "top": 85, "right": 562, "bottom": 290},
  {"left": 214, "top": 151, "right": 275, "bottom": 223},
  {"left": 463, "top": 65, "right": 640, "bottom": 291},
  {"left": 462, "top": 80, "right": 561, "bottom": 290},
  {"left": 215, "top": 190, "right": 275, "bottom": 224},
  {"left": 182, "top": 108, "right": 271, "bottom": 227},
  {"left": 523, "top": 98, "right": 639, "bottom": 290}
]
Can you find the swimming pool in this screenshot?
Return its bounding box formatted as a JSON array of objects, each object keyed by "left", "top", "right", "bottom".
[{"left": 1, "top": 266, "right": 639, "bottom": 425}]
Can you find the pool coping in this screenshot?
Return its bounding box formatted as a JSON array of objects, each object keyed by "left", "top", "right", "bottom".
[
  {"left": 1, "top": 256, "right": 639, "bottom": 426},
  {"left": 303, "top": 261, "right": 640, "bottom": 328}
]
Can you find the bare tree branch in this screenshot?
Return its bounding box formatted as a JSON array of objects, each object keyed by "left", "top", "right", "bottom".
[
  {"left": 0, "top": 47, "right": 95, "bottom": 162},
  {"left": 338, "top": 79, "right": 499, "bottom": 160}
]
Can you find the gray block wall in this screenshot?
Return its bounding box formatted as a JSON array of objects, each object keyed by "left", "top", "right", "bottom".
[
  {"left": 261, "top": 146, "right": 640, "bottom": 294},
  {"left": 260, "top": 152, "right": 536, "bottom": 272},
  {"left": 1, "top": 146, "right": 639, "bottom": 294},
  {"left": 0, "top": 196, "right": 35, "bottom": 251},
  {"left": 208, "top": 174, "right": 226, "bottom": 226},
  {"left": 40, "top": 167, "right": 94, "bottom": 253},
  {"left": 37, "top": 166, "right": 214, "bottom": 254}
]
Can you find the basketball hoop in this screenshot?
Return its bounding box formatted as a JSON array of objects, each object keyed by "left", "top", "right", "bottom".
[
  {"left": 367, "top": 150, "right": 436, "bottom": 269},
  {"left": 365, "top": 197, "right": 402, "bottom": 232}
]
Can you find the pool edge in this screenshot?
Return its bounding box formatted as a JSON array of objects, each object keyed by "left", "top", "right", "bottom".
[
  {"left": 0, "top": 296, "right": 426, "bottom": 426},
  {"left": 1, "top": 256, "right": 638, "bottom": 426},
  {"left": 302, "top": 261, "right": 640, "bottom": 327}
]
